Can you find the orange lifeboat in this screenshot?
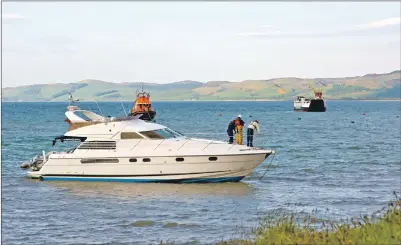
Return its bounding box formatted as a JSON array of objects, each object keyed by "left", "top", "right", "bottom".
[{"left": 129, "top": 89, "right": 156, "bottom": 121}]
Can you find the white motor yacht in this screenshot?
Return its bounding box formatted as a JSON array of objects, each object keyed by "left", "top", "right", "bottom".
[{"left": 21, "top": 104, "right": 274, "bottom": 183}]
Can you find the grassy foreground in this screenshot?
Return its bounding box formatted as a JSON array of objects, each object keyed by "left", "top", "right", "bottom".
[
  {"left": 217, "top": 197, "right": 401, "bottom": 245},
  {"left": 160, "top": 196, "right": 401, "bottom": 245}
]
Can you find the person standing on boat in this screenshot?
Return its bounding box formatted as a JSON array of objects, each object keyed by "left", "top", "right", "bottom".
[
  {"left": 247, "top": 120, "right": 260, "bottom": 147},
  {"left": 234, "top": 115, "right": 245, "bottom": 145},
  {"left": 227, "top": 120, "right": 236, "bottom": 144}
]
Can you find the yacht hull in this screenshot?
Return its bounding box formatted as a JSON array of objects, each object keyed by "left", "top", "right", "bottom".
[
  {"left": 40, "top": 176, "right": 245, "bottom": 183},
  {"left": 27, "top": 152, "right": 271, "bottom": 183}
]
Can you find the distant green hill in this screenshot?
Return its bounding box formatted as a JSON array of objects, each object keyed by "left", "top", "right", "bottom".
[{"left": 2, "top": 71, "right": 400, "bottom": 102}]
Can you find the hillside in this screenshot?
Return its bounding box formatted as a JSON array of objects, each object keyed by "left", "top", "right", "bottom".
[{"left": 2, "top": 71, "right": 400, "bottom": 102}]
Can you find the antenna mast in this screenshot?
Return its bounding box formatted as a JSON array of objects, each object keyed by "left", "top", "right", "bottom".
[
  {"left": 120, "top": 100, "right": 127, "bottom": 116},
  {"left": 67, "top": 86, "right": 81, "bottom": 111},
  {"left": 308, "top": 83, "right": 323, "bottom": 99}
]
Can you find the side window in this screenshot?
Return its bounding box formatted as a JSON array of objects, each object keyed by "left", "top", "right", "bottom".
[
  {"left": 121, "top": 132, "right": 143, "bottom": 139},
  {"left": 143, "top": 158, "right": 151, "bottom": 162},
  {"left": 209, "top": 157, "right": 218, "bottom": 161},
  {"left": 141, "top": 131, "right": 164, "bottom": 139}
]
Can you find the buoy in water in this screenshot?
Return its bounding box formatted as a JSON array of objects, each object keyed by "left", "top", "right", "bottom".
[
  {"left": 218, "top": 113, "right": 222, "bottom": 116},
  {"left": 298, "top": 117, "right": 301, "bottom": 120},
  {"left": 362, "top": 113, "right": 366, "bottom": 116},
  {"left": 249, "top": 115, "right": 252, "bottom": 117},
  {"left": 351, "top": 121, "right": 355, "bottom": 123}
]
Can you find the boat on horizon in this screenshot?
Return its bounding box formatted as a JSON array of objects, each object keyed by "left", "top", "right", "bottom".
[
  {"left": 293, "top": 83, "right": 326, "bottom": 112},
  {"left": 20, "top": 100, "right": 274, "bottom": 183}
]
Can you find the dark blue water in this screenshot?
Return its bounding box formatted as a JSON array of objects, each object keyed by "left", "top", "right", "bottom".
[{"left": 2, "top": 101, "right": 401, "bottom": 245}]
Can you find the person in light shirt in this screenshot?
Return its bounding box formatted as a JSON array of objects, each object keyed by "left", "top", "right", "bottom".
[{"left": 247, "top": 120, "right": 260, "bottom": 147}]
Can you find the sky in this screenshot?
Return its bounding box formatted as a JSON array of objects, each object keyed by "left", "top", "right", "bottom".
[{"left": 2, "top": 2, "right": 401, "bottom": 87}]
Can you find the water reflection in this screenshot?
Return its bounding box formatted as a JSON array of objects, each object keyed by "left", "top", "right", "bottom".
[{"left": 42, "top": 181, "right": 253, "bottom": 198}]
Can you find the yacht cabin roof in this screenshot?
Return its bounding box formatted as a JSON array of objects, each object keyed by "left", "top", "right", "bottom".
[{"left": 64, "top": 116, "right": 167, "bottom": 139}]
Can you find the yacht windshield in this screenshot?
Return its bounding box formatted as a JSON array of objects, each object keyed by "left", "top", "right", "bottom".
[
  {"left": 140, "top": 128, "right": 184, "bottom": 139},
  {"left": 140, "top": 129, "right": 174, "bottom": 139},
  {"left": 165, "top": 128, "right": 185, "bottom": 137}
]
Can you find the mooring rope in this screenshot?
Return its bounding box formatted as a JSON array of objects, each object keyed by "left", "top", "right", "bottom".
[{"left": 259, "top": 150, "right": 276, "bottom": 180}]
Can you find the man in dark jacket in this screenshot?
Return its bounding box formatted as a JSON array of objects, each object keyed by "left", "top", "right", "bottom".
[{"left": 227, "top": 120, "right": 235, "bottom": 144}]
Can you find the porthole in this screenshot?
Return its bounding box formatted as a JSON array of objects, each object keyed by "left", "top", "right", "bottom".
[
  {"left": 129, "top": 158, "right": 137, "bottom": 162},
  {"left": 209, "top": 157, "right": 218, "bottom": 161},
  {"left": 143, "top": 158, "right": 151, "bottom": 162},
  {"left": 176, "top": 157, "right": 184, "bottom": 162}
]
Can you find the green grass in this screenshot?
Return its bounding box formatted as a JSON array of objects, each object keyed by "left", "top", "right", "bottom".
[
  {"left": 159, "top": 195, "right": 401, "bottom": 245},
  {"left": 217, "top": 196, "right": 401, "bottom": 245}
]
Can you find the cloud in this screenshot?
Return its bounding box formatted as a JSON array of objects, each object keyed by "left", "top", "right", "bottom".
[
  {"left": 354, "top": 17, "right": 401, "bottom": 30},
  {"left": 2, "top": 13, "right": 27, "bottom": 22},
  {"left": 238, "top": 17, "right": 401, "bottom": 38}
]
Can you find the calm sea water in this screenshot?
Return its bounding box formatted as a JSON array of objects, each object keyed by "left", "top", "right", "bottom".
[{"left": 2, "top": 101, "right": 401, "bottom": 245}]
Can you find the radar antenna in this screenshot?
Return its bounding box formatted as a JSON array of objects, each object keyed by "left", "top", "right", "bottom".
[{"left": 308, "top": 83, "right": 323, "bottom": 99}]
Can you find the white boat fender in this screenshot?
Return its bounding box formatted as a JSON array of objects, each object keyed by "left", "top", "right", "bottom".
[
  {"left": 259, "top": 150, "right": 276, "bottom": 180},
  {"left": 20, "top": 154, "right": 40, "bottom": 169},
  {"left": 20, "top": 161, "right": 32, "bottom": 169}
]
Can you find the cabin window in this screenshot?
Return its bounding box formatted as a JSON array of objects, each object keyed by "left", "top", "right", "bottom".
[
  {"left": 176, "top": 157, "right": 184, "bottom": 162},
  {"left": 140, "top": 131, "right": 165, "bottom": 139},
  {"left": 81, "top": 158, "right": 119, "bottom": 164},
  {"left": 121, "top": 132, "right": 143, "bottom": 139},
  {"left": 73, "top": 111, "right": 93, "bottom": 121},
  {"left": 143, "top": 158, "right": 151, "bottom": 162},
  {"left": 129, "top": 158, "right": 137, "bottom": 162},
  {"left": 209, "top": 157, "right": 218, "bottom": 161}
]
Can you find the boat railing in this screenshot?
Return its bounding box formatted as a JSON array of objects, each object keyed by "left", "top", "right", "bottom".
[
  {"left": 130, "top": 139, "right": 143, "bottom": 151},
  {"left": 201, "top": 140, "right": 214, "bottom": 151},
  {"left": 176, "top": 140, "right": 189, "bottom": 151},
  {"left": 153, "top": 139, "right": 166, "bottom": 151},
  {"left": 183, "top": 132, "right": 269, "bottom": 149},
  {"left": 130, "top": 133, "right": 267, "bottom": 152},
  {"left": 69, "top": 132, "right": 268, "bottom": 155}
]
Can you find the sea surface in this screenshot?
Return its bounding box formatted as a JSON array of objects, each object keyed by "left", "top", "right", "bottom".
[{"left": 2, "top": 101, "right": 401, "bottom": 245}]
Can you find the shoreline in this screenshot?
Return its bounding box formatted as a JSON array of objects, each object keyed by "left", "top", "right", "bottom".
[
  {"left": 2, "top": 99, "right": 400, "bottom": 103},
  {"left": 355, "top": 99, "right": 401, "bottom": 102}
]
